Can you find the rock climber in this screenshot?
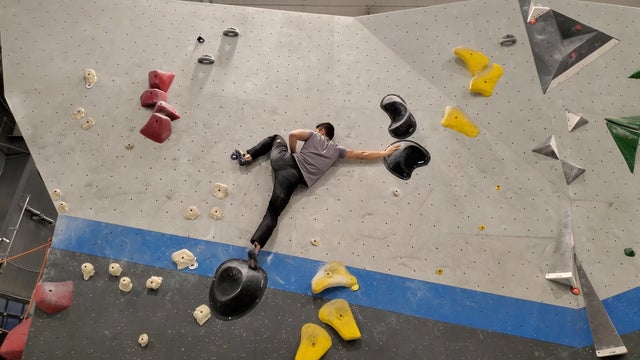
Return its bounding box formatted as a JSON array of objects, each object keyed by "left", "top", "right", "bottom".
[{"left": 233, "top": 122, "right": 400, "bottom": 269}]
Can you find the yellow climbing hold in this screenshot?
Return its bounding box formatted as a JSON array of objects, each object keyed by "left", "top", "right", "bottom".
[
  {"left": 440, "top": 106, "right": 479, "bottom": 138},
  {"left": 318, "top": 299, "right": 362, "bottom": 341},
  {"left": 469, "top": 63, "right": 504, "bottom": 97},
  {"left": 295, "top": 323, "right": 332, "bottom": 360},
  {"left": 435, "top": 268, "right": 444, "bottom": 275},
  {"left": 311, "top": 261, "right": 359, "bottom": 294},
  {"left": 453, "top": 47, "right": 490, "bottom": 76}
]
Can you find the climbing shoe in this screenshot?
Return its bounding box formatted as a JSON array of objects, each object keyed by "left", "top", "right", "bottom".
[
  {"left": 232, "top": 149, "right": 252, "bottom": 166},
  {"left": 247, "top": 247, "right": 259, "bottom": 270}
]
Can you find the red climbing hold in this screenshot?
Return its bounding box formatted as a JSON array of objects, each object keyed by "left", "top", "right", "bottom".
[
  {"left": 34, "top": 281, "right": 73, "bottom": 314},
  {"left": 148, "top": 70, "right": 175, "bottom": 93},
  {"left": 140, "top": 89, "right": 168, "bottom": 107},
  {"left": 0, "top": 317, "right": 32, "bottom": 360},
  {"left": 140, "top": 113, "right": 172, "bottom": 143},
  {"left": 570, "top": 287, "right": 581, "bottom": 295},
  {"left": 153, "top": 101, "right": 180, "bottom": 121}
]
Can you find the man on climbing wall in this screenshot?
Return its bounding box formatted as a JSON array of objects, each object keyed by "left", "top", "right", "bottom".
[{"left": 233, "top": 122, "right": 400, "bottom": 269}]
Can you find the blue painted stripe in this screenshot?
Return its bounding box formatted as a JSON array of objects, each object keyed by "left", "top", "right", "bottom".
[{"left": 52, "top": 215, "right": 637, "bottom": 348}]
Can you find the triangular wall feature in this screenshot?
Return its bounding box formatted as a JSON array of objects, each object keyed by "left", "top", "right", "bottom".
[
  {"left": 532, "top": 134, "right": 559, "bottom": 159},
  {"left": 561, "top": 160, "right": 585, "bottom": 185},
  {"left": 566, "top": 110, "right": 589, "bottom": 132},
  {"left": 545, "top": 207, "right": 577, "bottom": 288},
  {"left": 575, "top": 256, "right": 628, "bottom": 357},
  {"left": 605, "top": 118, "right": 640, "bottom": 173},
  {"left": 605, "top": 115, "right": 640, "bottom": 131},
  {"left": 518, "top": 1, "right": 620, "bottom": 93}
]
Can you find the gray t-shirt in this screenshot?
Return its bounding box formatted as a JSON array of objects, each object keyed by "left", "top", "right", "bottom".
[{"left": 293, "top": 131, "right": 348, "bottom": 187}]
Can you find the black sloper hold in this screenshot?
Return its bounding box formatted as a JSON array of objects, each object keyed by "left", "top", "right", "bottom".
[
  {"left": 380, "top": 94, "right": 417, "bottom": 139},
  {"left": 383, "top": 140, "right": 430, "bottom": 180}
]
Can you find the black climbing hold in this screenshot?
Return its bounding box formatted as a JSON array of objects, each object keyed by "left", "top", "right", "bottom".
[
  {"left": 198, "top": 54, "right": 215, "bottom": 65},
  {"left": 209, "top": 258, "right": 268, "bottom": 320},
  {"left": 223, "top": 27, "right": 240, "bottom": 37},
  {"left": 624, "top": 248, "right": 636, "bottom": 257},
  {"left": 500, "top": 34, "right": 517, "bottom": 46},
  {"left": 197, "top": 36, "right": 205, "bottom": 43},
  {"left": 383, "top": 140, "right": 430, "bottom": 180},
  {"left": 380, "top": 94, "right": 417, "bottom": 139}
]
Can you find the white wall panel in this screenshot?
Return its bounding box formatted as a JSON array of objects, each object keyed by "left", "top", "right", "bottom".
[{"left": 1, "top": 0, "right": 639, "bottom": 308}]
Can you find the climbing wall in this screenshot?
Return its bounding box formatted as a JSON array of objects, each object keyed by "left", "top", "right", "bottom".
[{"left": 1, "top": 0, "right": 640, "bottom": 358}]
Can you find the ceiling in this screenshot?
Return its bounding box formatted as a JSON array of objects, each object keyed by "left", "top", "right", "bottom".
[{"left": 186, "top": 0, "right": 639, "bottom": 16}]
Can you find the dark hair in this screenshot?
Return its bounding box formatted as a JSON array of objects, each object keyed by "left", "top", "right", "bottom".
[{"left": 316, "top": 122, "right": 335, "bottom": 140}]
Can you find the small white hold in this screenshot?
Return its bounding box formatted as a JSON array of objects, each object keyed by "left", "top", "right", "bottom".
[
  {"left": 310, "top": 238, "right": 319, "bottom": 246},
  {"left": 119, "top": 277, "right": 133, "bottom": 292},
  {"left": 51, "top": 188, "right": 62, "bottom": 201},
  {"left": 81, "top": 263, "right": 95, "bottom": 280},
  {"left": 392, "top": 188, "right": 401, "bottom": 197},
  {"left": 171, "top": 249, "right": 197, "bottom": 270},
  {"left": 184, "top": 206, "right": 200, "bottom": 220},
  {"left": 57, "top": 201, "right": 68, "bottom": 213},
  {"left": 193, "top": 304, "right": 211, "bottom": 325},
  {"left": 138, "top": 333, "right": 149, "bottom": 347},
  {"left": 209, "top": 207, "right": 224, "bottom": 220},
  {"left": 72, "top": 107, "right": 85, "bottom": 120},
  {"left": 84, "top": 68, "right": 97, "bottom": 88},
  {"left": 108, "top": 263, "right": 123, "bottom": 276},
  {"left": 145, "top": 276, "right": 163, "bottom": 290},
  {"left": 81, "top": 117, "right": 95, "bottom": 130},
  {"left": 212, "top": 183, "right": 229, "bottom": 200},
  {"left": 125, "top": 143, "right": 135, "bottom": 150}
]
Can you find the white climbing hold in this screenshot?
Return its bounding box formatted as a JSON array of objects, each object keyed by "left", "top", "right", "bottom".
[
  {"left": 184, "top": 206, "right": 200, "bottom": 220},
  {"left": 310, "top": 238, "right": 319, "bottom": 246},
  {"left": 138, "top": 333, "right": 149, "bottom": 347},
  {"left": 527, "top": 5, "right": 550, "bottom": 23},
  {"left": 72, "top": 107, "right": 85, "bottom": 120},
  {"left": 145, "top": 276, "right": 163, "bottom": 290},
  {"left": 108, "top": 263, "right": 123, "bottom": 276},
  {"left": 84, "top": 68, "right": 97, "bottom": 88},
  {"left": 209, "top": 206, "right": 224, "bottom": 220},
  {"left": 212, "top": 183, "right": 229, "bottom": 200},
  {"left": 81, "top": 117, "right": 95, "bottom": 130},
  {"left": 57, "top": 201, "right": 68, "bottom": 213},
  {"left": 119, "top": 277, "right": 133, "bottom": 292},
  {"left": 51, "top": 188, "right": 62, "bottom": 201},
  {"left": 532, "top": 135, "right": 559, "bottom": 160},
  {"left": 171, "top": 249, "right": 197, "bottom": 270},
  {"left": 561, "top": 160, "right": 586, "bottom": 185},
  {"left": 193, "top": 304, "right": 211, "bottom": 325},
  {"left": 81, "top": 263, "right": 95, "bottom": 280},
  {"left": 392, "top": 188, "right": 401, "bottom": 197},
  {"left": 566, "top": 110, "right": 589, "bottom": 132},
  {"left": 125, "top": 143, "right": 135, "bottom": 150}
]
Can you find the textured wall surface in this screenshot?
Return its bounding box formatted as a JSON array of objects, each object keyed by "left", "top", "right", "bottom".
[{"left": 1, "top": 0, "right": 639, "bottom": 357}]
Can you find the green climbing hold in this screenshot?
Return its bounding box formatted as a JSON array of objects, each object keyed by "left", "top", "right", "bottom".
[
  {"left": 605, "top": 117, "right": 640, "bottom": 173},
  {"left": 624, "top": 248, "right": 636, "bottom": 257},
  {"left": 629, "top": 70, "right": 640, "bottom": 79}
]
